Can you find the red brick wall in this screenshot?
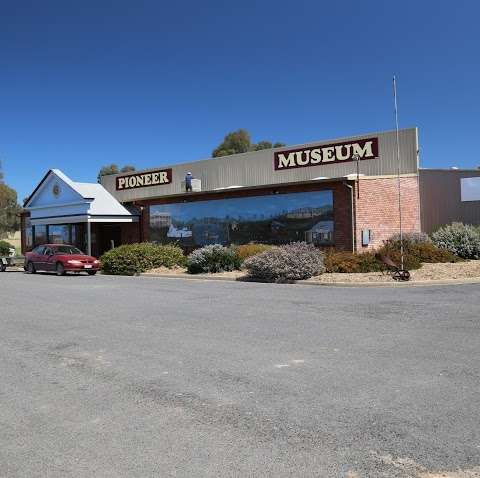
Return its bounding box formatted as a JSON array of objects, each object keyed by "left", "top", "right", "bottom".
[{"left": 354, "top": 176, "right": 421, "bottom": 251}]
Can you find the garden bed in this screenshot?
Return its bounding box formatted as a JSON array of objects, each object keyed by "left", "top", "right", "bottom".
[
  {"left": 145, "top": 260, "right": 480, "bottom": 283},
  {"left": 308, "top": 260, "right": 480, "bottom": 283}
]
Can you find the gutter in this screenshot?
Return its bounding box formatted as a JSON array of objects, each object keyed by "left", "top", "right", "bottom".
[{"left": 343, "top": 182, "right": 356, "bottom": 253}]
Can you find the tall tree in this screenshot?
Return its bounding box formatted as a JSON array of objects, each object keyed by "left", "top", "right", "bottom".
[
  {"left": 97, "top": 164, "right": 119, "bottom": 183},
  {"left": 212, "top": 129, "right": 286, "bottom": 157},
  {"left": 212, "top": 129, "right": 251, "bottom": 157},
  {"left": 0, "top": 162, "right": 21, "bottom": 238},
  {"left": 97, "top": 164, "right": 136, "bottom": 183},
  {"left": 120, "top": 165, "right": 136, "bottom": 173}
]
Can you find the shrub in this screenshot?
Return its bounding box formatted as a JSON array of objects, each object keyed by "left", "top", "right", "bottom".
[
  {"left": 431, "top": 223, "right": 480, "bottom": 259},
  {"left": 100, "top": 242, "right": 186, "bottom": 275},
  {"left": 0, "top": 240, "right": 14, "bottom": 256},
  {"left": 379, "top": 235, "right": 459, "bottom": 270},
  {"left": 243, "top": 242, "right": 325, "bottom": 282},
  {"left": 377, "top": 246, "right": 423, "bottom": 270},
  {"left": 325, "top": 251, "right": 382, "bottom": 273},
  {"left": 187, "top": 244, "right": 241, "bottom": 274},
  {"left": 233, "top": 243, "right": 273, "bottom": 262},
  {"left": 386, "top": 231, "right": 431, "bottom": 245}
]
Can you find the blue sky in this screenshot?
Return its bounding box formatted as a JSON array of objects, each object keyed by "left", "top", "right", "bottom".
[{"left": 1, "top": 0, "right": 479, "bottom": 201}]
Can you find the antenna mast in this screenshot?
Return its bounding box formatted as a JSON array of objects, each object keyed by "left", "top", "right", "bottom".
[{"left": 393, "top": 75, "right": 404, "bottom": 270}]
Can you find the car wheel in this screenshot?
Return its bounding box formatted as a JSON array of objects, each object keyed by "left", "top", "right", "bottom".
[
  {"left": 27, "top": 262, "right": 36, "bottom": 274},
  {"left": 56, "top": 262, "right": 66, "bottom": 276},
  {"left": 87, "top": 271, "right": 97, "bottom": 276},
  {"left": 0, "top": 263, "right": 6, "bottom": 272}
]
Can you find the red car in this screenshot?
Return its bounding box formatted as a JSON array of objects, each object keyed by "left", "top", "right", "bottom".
[{"left": 25, "top": 244, "right": 100, "bottom": 276}]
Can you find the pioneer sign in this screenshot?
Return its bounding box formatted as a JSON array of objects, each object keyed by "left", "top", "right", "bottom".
[
  {"left": 116, "top": 169, "right": 173, "bottom": 190},
  {"left": 274, "top": 137, "right": 379, "bottom": 171}
]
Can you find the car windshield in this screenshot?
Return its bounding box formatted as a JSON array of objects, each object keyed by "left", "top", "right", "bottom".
[{"left": 54, "top": 246, "right": 85, "bottom": 255}]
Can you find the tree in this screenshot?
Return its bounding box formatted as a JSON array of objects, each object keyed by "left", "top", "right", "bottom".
[
  {"left": 97, "top": 164, "right": 119, "bottom": 183},
  {"left": 0, "top": 182, "right": 21, "bottom": 239},
  {"left": 120, "top": 165, "right": 136, "bottom": 173},
  {"left": 97, "top": 164, "right": 136, "bottom": 183},
  {"left": 212, "top": 129, "right": 286, "bottom": 157},
  {"left": 212, "top": 129, "right": 251, "bottom": 157}
]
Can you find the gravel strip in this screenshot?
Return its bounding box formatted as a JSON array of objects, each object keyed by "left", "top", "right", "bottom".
[{"left": 146, "top": 260, "right": 480, "bottom": 283}]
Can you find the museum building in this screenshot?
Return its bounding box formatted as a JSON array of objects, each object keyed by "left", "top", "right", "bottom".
[{"left": 21, "top": 127, "right": 480, "bottom": 257}]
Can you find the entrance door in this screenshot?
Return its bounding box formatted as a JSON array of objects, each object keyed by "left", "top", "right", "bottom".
[{"left": 97, "top": 225, "right": 122, "bottom": 257}]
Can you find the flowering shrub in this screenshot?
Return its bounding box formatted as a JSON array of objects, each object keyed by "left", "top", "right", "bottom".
[
  {"left": 385, "top": 232, "right": 431, "bottom": 245},
  {"left": 101, "top": 243, "right": 186, "bottom": 275},
  {"left": 243, "top": 242, "right": 325, "bottom": 282},
  {"left": 187, "top": 244, "right": 241, "bottom": 274},
  {"left": 431, "top": 223, "right": 480, "bottom": 259}
]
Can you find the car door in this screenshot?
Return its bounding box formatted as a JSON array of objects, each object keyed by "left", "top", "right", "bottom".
[
  {"left": 31, "top": 246, "right": 45, "bottom": 270},
  {"left": 43, "top": 247, "right": 55, "bottom": 271}
]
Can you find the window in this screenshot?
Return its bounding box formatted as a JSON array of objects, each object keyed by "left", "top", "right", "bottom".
[
  {"left": 461, "top": 177, "right": 480, "bottom": 202},
  {"left": 71, "top": 224, "right": 85, "bottom": 251},
  {"left": 53, "top": 245, "right": 84, "bottom": 255},
  {"left": 149, "top": 190, "right": 334, "bottom": 247},
  {"left": 48, "top": 225, "right": 70, "bottom": 244},
  {"left": 33, "top": 225, "right": 47, "bottom": 246},
  {"left": 24, "top": 217, "right": 33, "bottom": 250},
  {"left": 32, "top": 246, "right": 45, "bottom": 255}
]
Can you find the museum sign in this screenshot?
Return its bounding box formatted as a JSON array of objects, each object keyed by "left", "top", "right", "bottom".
[{"left": 274, "top": 137, "right": 379, "bottom": 171}]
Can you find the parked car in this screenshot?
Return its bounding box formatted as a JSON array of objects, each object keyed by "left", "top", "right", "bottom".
[{"left": 24, "top": 244, "right": 100, "bottom": 276}]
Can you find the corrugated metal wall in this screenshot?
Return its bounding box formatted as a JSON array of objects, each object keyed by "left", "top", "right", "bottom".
[
  {"left": 102, "top": 128, "right": 418, "bottom": 203},
  {"left": 419, "top": 169, "right": 480, "bottom": 233}
]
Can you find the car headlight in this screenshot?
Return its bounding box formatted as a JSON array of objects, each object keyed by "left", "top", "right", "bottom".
[
  {"left": 93, "top": 260, "right": 99, "bottom": 264},
  {"left": 67, "top": 260, "right": 82, "bottom": 265}
]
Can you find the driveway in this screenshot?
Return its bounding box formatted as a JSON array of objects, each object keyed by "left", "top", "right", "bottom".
[{"left": 1, "top": 273, "right": 479, "bottom": 477}]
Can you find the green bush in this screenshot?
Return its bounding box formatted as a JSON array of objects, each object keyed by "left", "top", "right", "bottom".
[
  {"left": 232, "top": 243, "right": 273, "bottom": 262},
  {"left": 100, "top": 242, "right": 186, "bottom": 275},
  {"left": 0, "top": 240, "right": 14, "bottom": 256},
  {"left": 431, "top": 222, "right": 480, "bottom": 259},
  {"left": 325, "top": 251, "right": 382, "bottom": 273},
  {"left": 187, "top": 244, "right": 241, "bottom": 274},
  {"left": 243, "top": 242, "right": 325, "bottom": 282},
  {"left": 382, "top": 234, "right": 460, "bottom": 265}
]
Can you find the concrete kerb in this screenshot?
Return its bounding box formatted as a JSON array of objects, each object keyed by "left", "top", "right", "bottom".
[{"left": 139, "top": 272, "right": 480, "bottom": 288}]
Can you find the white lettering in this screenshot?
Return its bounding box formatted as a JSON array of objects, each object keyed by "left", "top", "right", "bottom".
[
  {"left": 136, "top": 176, "right": 144, "bottom": 186},
  {"left": 322, "top": 146, "right": 335, "bottom": 162},
  {"left": 352, "top": 141, "right": 374, "bottom": 158},
  {"left": 159, "top": 171, "right": 169, "bottom": 183},
  {"left": 310, "top": 148, "right": 322, "bottom": 164},
  {"left": 296, "top": 150, "right": 310, "bottom": 166},
  {"left": 144, "top": 174, "right": 152, "bottom": 185},
  {"left": 128, "top": 176, "right": 137, "bottom": 188},
  {"left": 335, "top": 144, "right": 351, "bottom": 160},
  {"left": 151, "top": 173, "right": 160, "bottom": 184},
  {"left": 117, "top": 178, "right": 126, "bottom": 189},
  {"left": 277, "top": 152, "right": 297, "bottom": 169}
]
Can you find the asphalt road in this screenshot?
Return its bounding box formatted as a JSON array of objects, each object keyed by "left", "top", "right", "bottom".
[{"left": 1, "top": 272, "right": 479, "bottom": 477}]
